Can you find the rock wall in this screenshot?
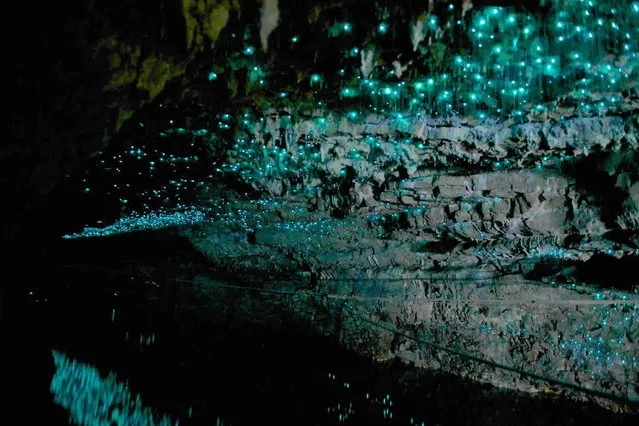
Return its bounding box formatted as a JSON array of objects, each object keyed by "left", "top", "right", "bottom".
[
  {"left": 176, "top": 108, "right": 639, "bottom": 410},
  {"left": 7, "top": 0, "right": 639, "bottom": 415}
]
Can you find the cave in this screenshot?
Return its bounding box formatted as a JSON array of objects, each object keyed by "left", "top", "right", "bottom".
[{"left": 3, "top": 0, "right": 639, "bottom": 424}]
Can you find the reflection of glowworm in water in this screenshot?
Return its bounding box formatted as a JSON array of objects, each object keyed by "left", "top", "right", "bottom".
[{"left": 50, "top": 350, "right": 177, "bottom": 426}]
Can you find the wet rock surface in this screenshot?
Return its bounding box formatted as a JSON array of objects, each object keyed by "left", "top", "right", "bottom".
[
  {"left": 6, "top": 0, "right": 639, "bottom": 422},
  {"left": 171, "top": 109, "right": 639, "bottom": 412}
]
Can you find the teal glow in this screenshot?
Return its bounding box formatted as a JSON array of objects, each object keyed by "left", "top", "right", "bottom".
[
  {"left": 51, "top": 351, "right": 179, "bottom": 426},
  {"left": 341, "top": 87, "right": 356, "bottom": 97},
  {"left": 62, "top": 209, "right": 206, "bottom": 239}
]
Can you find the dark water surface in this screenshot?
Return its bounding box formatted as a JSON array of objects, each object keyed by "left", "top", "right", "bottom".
[{"left": 4, "top": 230, "right": 638, "bottom": 426}]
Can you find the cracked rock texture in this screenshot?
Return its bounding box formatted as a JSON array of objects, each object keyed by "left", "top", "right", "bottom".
[
  {"left": 179, "top": 109, "right": 639, "bottom": 412},
  {"left": 7, "top": 0, "right": 639, "bottom": 418}
]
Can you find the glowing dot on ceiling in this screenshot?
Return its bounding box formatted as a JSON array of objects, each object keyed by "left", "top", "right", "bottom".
[{"left": 342, "top": 87, "right": 354, "bottom": 97}]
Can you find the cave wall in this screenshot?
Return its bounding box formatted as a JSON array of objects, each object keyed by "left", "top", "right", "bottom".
[
  {"left": 5, "top": 0, "right": 639, "bottom": 414},
  {"left": 12, "top": 0, "right": 621, "bottom": 240}
]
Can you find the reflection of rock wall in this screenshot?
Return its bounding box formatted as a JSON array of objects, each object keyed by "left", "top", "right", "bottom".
[
  {"left": 51, "top": 350, "right": 178, "bottom": 426},
  {"left": 177, "top": 109, "right": 639, "bottom": 411}
]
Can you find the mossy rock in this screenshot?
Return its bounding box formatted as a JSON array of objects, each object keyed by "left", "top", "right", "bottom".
[{"left": 182, "top": 0, "right": 237, "bottom": 51}]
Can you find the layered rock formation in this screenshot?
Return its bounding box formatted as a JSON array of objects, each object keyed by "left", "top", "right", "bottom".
[
  {"left": 174, "top": 109, "right": 639, "bottom": 411},
  {"left": 7, "top": 0, "right": 639, "bottom": 421}
]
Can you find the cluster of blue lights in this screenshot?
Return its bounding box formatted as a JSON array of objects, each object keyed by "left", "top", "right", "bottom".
[
  {"left": 558, "top": 295, "right": 639, "bottom": 378},
  {"left": 217, "top": 0, "right": 638, "bottom": 121},
  {"left": 62, "top": 209, "right": 206, "bottom": 239}
]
